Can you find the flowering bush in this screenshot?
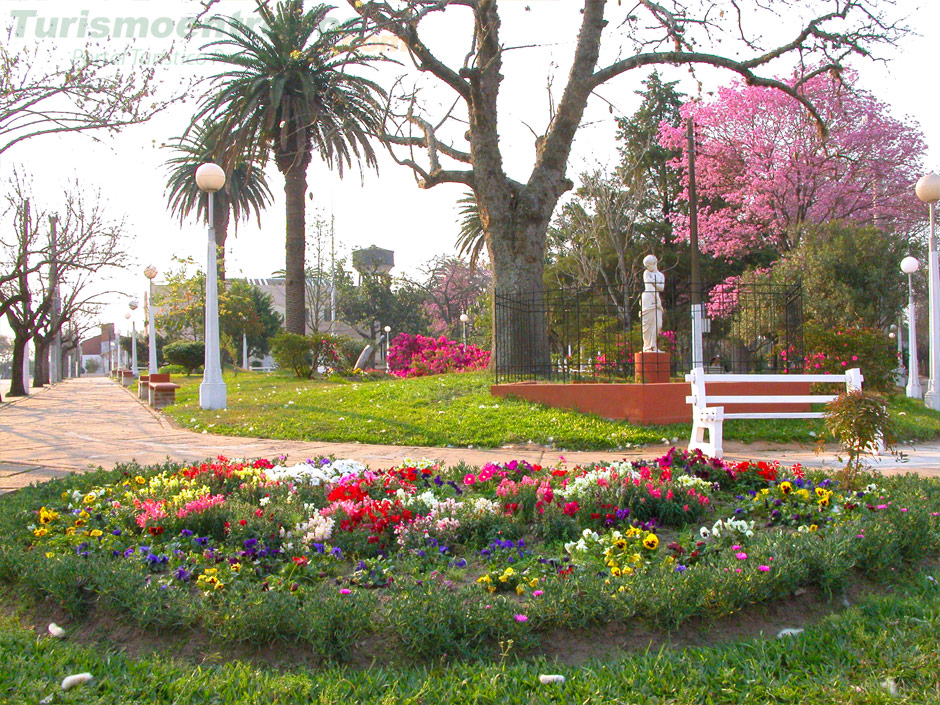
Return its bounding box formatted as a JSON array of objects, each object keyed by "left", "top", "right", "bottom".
[
  {"left": 387, "top": 333, "right": 490, "bottom": 378},
  {"left": 799, "top": 324, "right": 896, "bottom": 392}
]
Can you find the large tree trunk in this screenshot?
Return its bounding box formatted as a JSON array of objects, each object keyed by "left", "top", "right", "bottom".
[
  {"left": 276, "top": 147, "right": 312, "bottom": 335},
  {"left": 7, "top": 334, "right": 29, "bottom": 397},
  {"left": 213, "top": 199, "right": 229, "bottom": 281},
  {"left": 487, "top": 213, "right": 553, "bottom": 378},
  {"left": 32, "top": 337, "right": 49, "bottom": 387}
]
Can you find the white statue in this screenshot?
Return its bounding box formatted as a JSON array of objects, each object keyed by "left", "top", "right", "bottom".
[{"left": 639, "top": 254, "right": 664, "bottom": 352}]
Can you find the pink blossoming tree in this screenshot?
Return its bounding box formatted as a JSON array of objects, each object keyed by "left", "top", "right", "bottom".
[{"left": 659, "top": 73, "right": 926, "bottom": 260}]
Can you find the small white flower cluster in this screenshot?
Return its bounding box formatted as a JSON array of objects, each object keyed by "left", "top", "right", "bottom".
[
  {"left": 700, "top": 517, "right": 755, "bottom": 541},
  {"left": 280, "top": 512, "right": 335, "bottom": 549},
  {"left": 396, "top": 488, "right": 439, "bottom": 509},
  {"left": 467, "top": 496, "right": 501, "bottom": 516},
  {"left": 265, "top": 458, "right": 367, "bottom": 485},
  {"left": 564, "top": 528, "right": 601, "bottom": 554}
]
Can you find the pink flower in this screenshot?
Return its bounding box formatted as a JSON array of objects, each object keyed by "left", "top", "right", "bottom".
[
  {"left": 730, "top": 544, "right": 741, "bottom": 550},
  {"left": 514, "top": 614, "right": 528, "bottom": 623},
  {"left": 339, "top": 588, "right": 352, "bottom": 594},
  {"left": 532, "top": 590, "right": 544, "bottom": 597},
  {"left": 735, "top": 552, "right": 748, "bottom": 560},
  {"left": 758, "top": 565, "right": 770, "bottom": 572},
  {"left": 463, "top": 474, "right": 476, "bottom": 485}
]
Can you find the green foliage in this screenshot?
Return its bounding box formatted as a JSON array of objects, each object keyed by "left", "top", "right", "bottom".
[
  {"left": 338, "top": 272, "right": 430, "bottom": 341},
  {"left": 331, "top": 334, "right": 363, "bottom": 372},
  {"left": 825, "top": 389, "right": 893, "bottom": 487},
  {"left": 804, "top": 324, "right": 897, "bottom": 393},
  {"left": 163, "top": 341, "right": 205, "bottom": 375},
  {"left": 154, "top": 261, "right": 281, "bottom": 360},
  {"left": 158, "top": 364, "right": 186, "bottom": 375},
  {"left": 774, "top": 221, "right": 918, "bottom": 329},
  {"left": 83, "top": 358, "right": 100, "bottom": 374},
  {"left": 270, "top": 332, "right": 341, "bottom": 378}
]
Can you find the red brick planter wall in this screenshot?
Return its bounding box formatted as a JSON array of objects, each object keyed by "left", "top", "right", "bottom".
[{"left": 490, "top": 380, "right": 813, "bottom": 426}]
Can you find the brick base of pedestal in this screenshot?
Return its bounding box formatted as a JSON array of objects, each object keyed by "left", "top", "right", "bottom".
[{"left": 634, "top": 351, "right": 670, "bottom": 383}]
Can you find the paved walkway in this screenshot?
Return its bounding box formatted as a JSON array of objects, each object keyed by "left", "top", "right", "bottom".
[{"left": 1, "top": 377, "right": 936, "bottom": 493}]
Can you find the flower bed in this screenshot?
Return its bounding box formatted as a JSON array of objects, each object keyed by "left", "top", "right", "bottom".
[{"left": 2, "top": 451, "right": 939, "bottom": 662}]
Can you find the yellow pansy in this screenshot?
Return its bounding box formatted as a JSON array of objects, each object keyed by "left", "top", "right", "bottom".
[
  {"left": 89, "top": 529, "right": 103, "bottom": 538},
  {"left": 83, "top": 493, "right": 96, "bottom": 505},
  {"left": 135, "top": 476, "right": 146, "bottom": 485},
  {"left": 33, "top": 527, "right": 48, "bottom": 538},
  {"left": 642, "top": 533, "right": 659, "bottom": 550},
  {"left": 780, "top": 481, "right": 793, "bottom": 494}
]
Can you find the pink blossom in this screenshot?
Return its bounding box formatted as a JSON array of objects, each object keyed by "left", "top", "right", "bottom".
[
  {"left": 514, "top": 614, "right": 528, "bottom": 623},
  {"left": 758, "top": 565, "right": 770, "bottom": 572},
  {"left": 532, "top": 590, "right": 544, "bottom": 597},
  {"left": 735, "top": 552, "right": 748, "bottom": 560},
  {"left": 339, "top": 588, "right": 352, "bottom": 594},
  {"left": 463, "top": 474, "right": 476, "bottom": 486}
]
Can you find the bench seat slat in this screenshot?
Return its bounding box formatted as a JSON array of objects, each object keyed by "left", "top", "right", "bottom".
[
  {"left": 688, "top": 373, "right": 850, "bottom": 384},
  {"left": 690, "top": 395, "right": 837, "bottom": 405},
  {"left": 723, "top": 411, "right": 826, "bottom": 420}
]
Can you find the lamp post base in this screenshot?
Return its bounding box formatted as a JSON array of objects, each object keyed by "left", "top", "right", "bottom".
[
  {"left": 924, "top": 389, "right": 940, "bottom": 410},
  {"left": 199, "top": 381, "right": 227, "bottom": 410},
  {"left": 907, "top": 380, "right": 923, "bottom": 399}
]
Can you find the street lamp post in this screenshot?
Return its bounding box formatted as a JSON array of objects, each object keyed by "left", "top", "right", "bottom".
[
  {"left": 916, "top": 173, "right": 940, "bottom": 408},
  {"left": 383, "top": 325, "right": 391, "bottom": 361},
  {"left": 144, "top": 266, "right": 158, "bottom": 374},
  {"left": 128, "top": 300, "right": 139, "bottom": 376},
  {"left": 901, "top": 256, "right": 923, "bottom": 399},
  {"left": 195, "top": 163, "right": 227, "bottom": 410},
  {"left": 459, "top": 313, "right": 469, "bottom": 346}
]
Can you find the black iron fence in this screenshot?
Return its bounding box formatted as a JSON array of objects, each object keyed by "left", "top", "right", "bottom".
[{"left": 494, "top": 282, "right": 804, "bottom": 383}]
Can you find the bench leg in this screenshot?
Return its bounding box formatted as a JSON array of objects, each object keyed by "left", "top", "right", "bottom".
[{"left": 688, "top": 408, "right": 724, "bottom": 459}]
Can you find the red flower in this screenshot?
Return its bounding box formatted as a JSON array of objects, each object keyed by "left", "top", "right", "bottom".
[
  {"left": 148, "top": 526, "right": 164, "bottom": 536},
  {"left": 292, "top": 556, "right": 309, "bottom": 567},
  {"left": 239, "top": 519, "right": 247, "bottom": 526}
]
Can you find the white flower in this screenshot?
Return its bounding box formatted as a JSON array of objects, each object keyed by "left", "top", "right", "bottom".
[{"left": 699, "top": 527, "right": 711, "bottom": 540}]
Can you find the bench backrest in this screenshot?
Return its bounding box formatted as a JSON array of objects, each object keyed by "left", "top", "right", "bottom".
[
  {"left": 686, "top": 367, "right": 862, "bottom": 413},
  {"left": 148, "top": 373, "right": 171, "bottom": 384}
]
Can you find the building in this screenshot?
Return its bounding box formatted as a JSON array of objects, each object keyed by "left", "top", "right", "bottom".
[{"left": 80, "top": 323, "right": 118, "bottom": 374}]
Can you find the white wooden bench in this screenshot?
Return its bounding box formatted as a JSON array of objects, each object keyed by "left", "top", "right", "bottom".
[{"left": 685, "top": 367, "right": 864, "bottom": 458}]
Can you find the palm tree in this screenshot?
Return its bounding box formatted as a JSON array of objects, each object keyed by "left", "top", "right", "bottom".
[
  {"left": 456, "top": 192, "right": 485, "bottom": 270},
  {"left": 164, "top": 120, "right": 273, "bottom": 279},
  {"left": 193, "top": 1, "right": 385, "bottom": 334}
]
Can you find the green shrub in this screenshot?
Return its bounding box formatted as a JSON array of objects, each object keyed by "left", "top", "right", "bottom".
[
  {"left": 163, "top": 341, "right": 205, "bottom": 375},
  {"left": 803, "top": 324, "right": 896, "bottom": 392},
  {"left": 332, "top": 335, "right": 365, "bottom": 372},
  {"left": 270, "top": 332, "right": 342, "bottom": 378},
  {"left": 825, "top": 389, "right": 893, "bottom": 488},
  {"left": 271, "top": 332, "right": 314, "bottom": 378},
  {"left": 157, "top": 364, "right": 186, "bottom": 374}
]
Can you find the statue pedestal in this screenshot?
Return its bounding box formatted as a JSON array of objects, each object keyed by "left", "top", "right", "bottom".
[{"left": 634, "top": 351, "right": 670, "bottom": 384}]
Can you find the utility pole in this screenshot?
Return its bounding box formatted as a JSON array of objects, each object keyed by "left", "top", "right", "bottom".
[{"left": 688, "top": 117, "right": 704, "bottom": 370}]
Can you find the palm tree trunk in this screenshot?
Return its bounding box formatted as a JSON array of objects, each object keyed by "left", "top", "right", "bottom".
[
  {"left": 213, "top": 199, "right": 229, "bottom": 281},
  {"left": 278, "top": 149, "right": 311, "bottom": 335}
]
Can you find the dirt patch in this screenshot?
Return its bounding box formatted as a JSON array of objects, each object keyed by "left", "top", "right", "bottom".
[{"left": 1, "top": 572, "right": 887, "bottom": 671}]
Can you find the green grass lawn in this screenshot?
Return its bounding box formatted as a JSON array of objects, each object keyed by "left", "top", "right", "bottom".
[
  {"left": 161, "top": 371, "right": 940, "bottom": 450},
  {"left": 2, "top": 569, "right": 939, "bottom": 703}
]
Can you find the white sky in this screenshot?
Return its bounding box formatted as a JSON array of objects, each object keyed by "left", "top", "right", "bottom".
[{"left": 1, "top": 0, "right": 938, "bottom": 338}]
